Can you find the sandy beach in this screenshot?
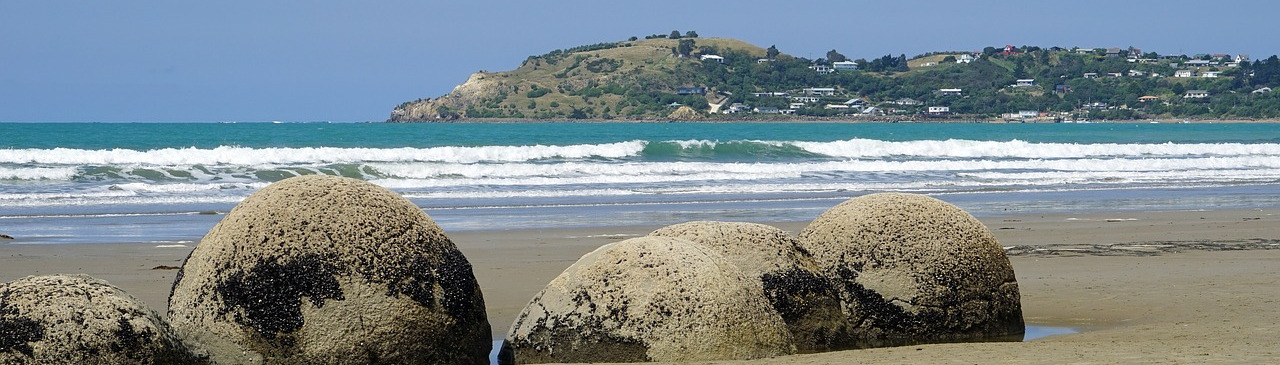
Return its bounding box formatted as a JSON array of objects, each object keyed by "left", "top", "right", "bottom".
[{"left": 4, "top": 208, "right": 1279, "bottom": 363}]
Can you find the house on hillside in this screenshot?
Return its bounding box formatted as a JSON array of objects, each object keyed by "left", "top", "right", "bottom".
[
  {"left": 1185, "top": 60, "right": 1213, "bottom": 67},
  {"left": 1138, "top": 95, "right": 1161, "bottom": 103},
  {"left": 1083, "top": 72, "right": 1099, "bottom": 79},
  {"left": 1174, "top": 70, "right": 1195, "bottom": 78},
  {"left": 927, "top": 106, "right": 951, "bottom": 115},
  {"left": 892, "top": 98, "right": 922, "bottom": 106},
  {"left": 699, "top": 54, "right": 725, "bottom": 63},
  {"left": 1105, "top": 48, "right": 1124, "bottom": 57},
  {"left": 1184, "top": 90, "right": 1210, "bottom": 99},
  {"left": 803, "top": 87, "right": 836, "bottom": 96},
  {"left": 726, "top": 103, "right": 751, "bottom": 113},
  {"left": 809, "top": 65, "right": 834, "bottom": 75},
  {"left": 1202, "top": 71, "right": 1221, "bottom": 78},
  {"left": 677, "top": 87, "right": 707, "bottom": 95},
  {"left": 1014, "top": 79, "right": 1036, "bottom": 87},
  {"left": 938, "top": 88, "right": 962, "bottom": 96},
  {"left": 833, "top": 61, "right": 858, "bottom": 71},
  {"left": 956, "top": 54, "right": 976, "bottom": 64},
  {"left": 754, "top": 107, "right": 781, "bottom": 114},
  {"left": 792, "top": 96, "right": 821, "bottom": 103},
  {"left": 1253, "top": 87, "right": 1272, "bottom": 94}
]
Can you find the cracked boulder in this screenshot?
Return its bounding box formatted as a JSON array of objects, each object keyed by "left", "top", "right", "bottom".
[
  {"left": 648, "top": 221, "right": 847, "bottom": 352},
  {"left": 168, "top": 175, "right": 490, "bottom": 364},
  {"left": 797, "top": 193, "right": 1023, "bottom": 348},
  {"left": 501, "top": 236, "right": 794, "bottom": 364},
  {"left": 0, "top": 274, "right": 202, "bottom": 365}
]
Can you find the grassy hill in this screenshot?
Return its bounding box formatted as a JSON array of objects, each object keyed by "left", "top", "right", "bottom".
[
  {"left": 390, "top": 38, "right": 1280, "bottom": 122},
  {"left": 390, "top": 37, "right": 767, "bottom": 121}
]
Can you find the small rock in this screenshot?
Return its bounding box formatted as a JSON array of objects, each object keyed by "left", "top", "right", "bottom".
[{"left": 0, "top": 274, "right": 203, "bottom": 364}]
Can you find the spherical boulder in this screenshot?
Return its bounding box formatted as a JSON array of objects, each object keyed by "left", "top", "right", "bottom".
[
  {"left": 501, "top": 236, "right": 794, "bottom": 364},
  {"left": 168, "top": 175, "right": 490, "bottom": 364},
  {"left": 0, "top": 274, "right": 202, "bottom": 364},
  {"left": 648, "top": 221, "right": 847, "bottom": 352},
  {"left": 797, "top": 193, "right": 1023, "bottom": 347}
]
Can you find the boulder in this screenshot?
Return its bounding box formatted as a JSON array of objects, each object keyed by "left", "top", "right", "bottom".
[
  {"left": 501, "top": 236, "right": 794, "bottom": 363},
  {"left": 648, "top": 221, "right": 847, "bottom": 352},
  {"left": 797, "top": 193, "right": 1023, "bottom": 347},
  {"left": 0, "top": 274, "right": 202, "bottom": 364},
  {"left": 168, "top": 175, "right": 490, "bottom": 364}
]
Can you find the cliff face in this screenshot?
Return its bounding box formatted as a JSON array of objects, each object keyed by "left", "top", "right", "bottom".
[
  {"left": 388, "top": 38, "right": 766, "bottom": 122},
  {"left": 390, "top": 73, "right": 507, "bottom": 121}
]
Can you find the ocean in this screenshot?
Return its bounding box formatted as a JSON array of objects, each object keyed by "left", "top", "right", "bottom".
[{"left": 4, "top": 121, "right": 1280, "bottom": 245}]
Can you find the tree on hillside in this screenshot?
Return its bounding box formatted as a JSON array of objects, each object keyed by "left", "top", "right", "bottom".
[
  {"left": 677, "top": 39, "right": 696, "bottom": 57},
  {"left": 827, "top": 49, "right": 848, "bottom": 63},
  {"left": 767, "top": 45, "right": 780, "bottom": 60},
  {"left": 684, "top": 30, "right": 699, "bottom": 38},
  {"left": 669, "top": 30, "right": 682, "bottom": 39}
]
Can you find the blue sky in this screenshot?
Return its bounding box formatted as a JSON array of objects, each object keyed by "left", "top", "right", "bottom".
[{"left": 3, "top": 0, "right": 1277, "bottom": 122}]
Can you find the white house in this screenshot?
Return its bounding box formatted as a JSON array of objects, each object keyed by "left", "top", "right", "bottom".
[
  {"left": 956, "top": 54, "right": 976, "bottom": 64},
  {"left": 1083, "top": 72, "right": 1099, "bottom": 79},
  {"left": 1253, "top": 87, "right": 1272, "bottom": 94},
  {"left": 833, "top": 61, "right": 858, "bottom": 71},
  {"left": 700, "top": 54, "right": 725, "bottom": 63},
  {"left": 927, "top": 106, "right": 950, "bottom": 114},
  {"left": 803, "top": 87, "right": 836, "bottom": 96},
  {"left": 789, "top": 102, "right": 808, "bottom": 109},
  {"left": 892, "top": 98, "right": 922, "bottom": 106},
  {"left": 809, "top": 65, "right": 834, "bottom": 75},
  {"left": 1015, "top": 79, "right": 1036, "bottom": 87},
  {"left": 824, "top": 104, "right": 851, "bottom": 110},
  {"left": 1202, "top": 71, "right": 1221, "bottom": 78},
  {"left": 1174, "top": 70, "right": 1195, "bottom": 78},
  {"left": 1184, "top": 90, "right": 1210, "bottom": 99},
  {"left": 792, "top": 96, "right": 821, "bottom": 103},
  {"left": 938, "top": 88, "right": 962, "bottom": 96}
]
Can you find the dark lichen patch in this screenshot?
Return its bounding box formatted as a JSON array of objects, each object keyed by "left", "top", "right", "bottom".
[
  {"left": 215, "top": 254, "right": 344, "bottom": 343},
  {"left": 0, "top": 316, "right": 44, "bottom": 357}
]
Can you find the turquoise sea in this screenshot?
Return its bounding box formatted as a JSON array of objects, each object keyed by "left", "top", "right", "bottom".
[{"left": 5, "top": 121, "right": 1280, "bottom": 244}]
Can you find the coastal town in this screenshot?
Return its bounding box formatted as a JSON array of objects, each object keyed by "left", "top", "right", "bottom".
[
  {"left": 690, "top": 45, "right": 1269, "bottom": 122},
  {"left": 389, "top": 36, "right": 1280, "bottom": 122}
]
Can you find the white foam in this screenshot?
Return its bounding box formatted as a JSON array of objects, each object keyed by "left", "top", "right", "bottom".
[
  {"left": 0, "top": 166, "right": 79, "bottom": 180},
  {"left": 793, "top": 138, "right": 1280, "bottom": 158},
  {"left": 0, "top": 141, "right": 647, "bottom": 165}
]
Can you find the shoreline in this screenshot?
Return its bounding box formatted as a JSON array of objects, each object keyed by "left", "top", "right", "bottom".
[
  {"left": 387, "top": 117, "right": 1280, "bottom": 124},
  {"left": 4, "top": 207, "right": 1279, "bottom": 363}
]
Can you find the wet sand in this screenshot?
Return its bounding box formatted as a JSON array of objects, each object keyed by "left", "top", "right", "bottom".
[{"left": 3, "top": 208, "right": 1279, "bottom": 363}]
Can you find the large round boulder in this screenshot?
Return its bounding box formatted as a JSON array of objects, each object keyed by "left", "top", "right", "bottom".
[
  {"left": 797, "top": 193, "right": 1023, "bottom": 347},
  {"left": 648, "top": 221, "right": 846, "bottom": 352},
  {"left": 0, "top": 274, "right": 202, "bottom": 364},
  {"left": 168, "top": 175, "right": 490, "bottom": 364},
  {"left": 501, "top": 236, "right": 794, "bottom": 364}
]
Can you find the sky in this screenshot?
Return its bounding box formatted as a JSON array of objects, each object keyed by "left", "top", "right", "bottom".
[{"left": 3, "top": 0, "right": 1278, "bottom": 122}]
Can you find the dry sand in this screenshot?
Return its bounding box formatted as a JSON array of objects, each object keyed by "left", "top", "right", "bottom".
[{"left": 3, "top": 208, "right": 1279, "bottom": 363}]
